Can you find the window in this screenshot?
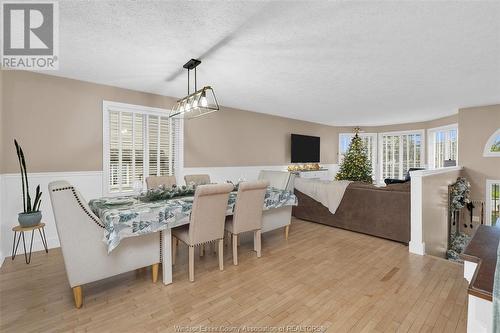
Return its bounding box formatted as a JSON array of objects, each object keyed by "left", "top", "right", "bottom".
[
  {"left": 103, "top": 101, "right": 182, "bottom": 195},
  {"left": 483, "top": 129, "right": 500, "bottom": 157},
  {"left": 428, "top": 124, "right": 458, "bottom": 168},
  {"left": 486, "top": 180, "right": 500, "bottom": 226},
  {"left": 339, "top": 133, "right": 377, "bottom": 180},
  {"left": 378, "top": 130, "right": 424, "bottom": 182}
]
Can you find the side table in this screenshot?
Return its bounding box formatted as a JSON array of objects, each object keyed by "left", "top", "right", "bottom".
[{"left": 11, "top": 223, "right": 49, "bottom": 264}]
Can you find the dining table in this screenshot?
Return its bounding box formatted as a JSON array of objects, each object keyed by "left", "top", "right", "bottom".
[{"left": 89, "top": 186, "right": 298, "bottom": 285}]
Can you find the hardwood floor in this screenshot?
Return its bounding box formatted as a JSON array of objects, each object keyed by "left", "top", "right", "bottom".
[{"left": 0, "top": 219, "right": 468, "bottom": 332}]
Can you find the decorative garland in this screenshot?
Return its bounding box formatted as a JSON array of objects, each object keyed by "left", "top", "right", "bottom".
[
  {"left": 138, "top": 184, "right": 196, "bottom": 202},
  {"left": 138, "top": 181, "right": 242, "bottom": 203},
  {"left": 449, "top": 177, "right": 471, "bottom": 211}
]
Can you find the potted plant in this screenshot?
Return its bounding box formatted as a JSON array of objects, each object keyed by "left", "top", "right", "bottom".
[{"left": 14, "top": 140, "right": 42, "bottom": 227}]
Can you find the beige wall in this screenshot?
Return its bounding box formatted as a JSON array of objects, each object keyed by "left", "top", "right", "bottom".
[
  {"left": 2, "top": 70, "right": 461, "bottom": 173},
  {"left": 459, "top": 104, "right": 500, "bottom": 200},
  {"left": 184, "top": 107, "right": 339, "bottom": 167},
  {"left": 1, "top": 70, "right": 175, "bottom": 173},
  {"left": 336, "top": 115, "right": 457, "bottom": 135},
  {"left": 421, "top": 169, "right": 462, "bottom": 258},
  {"left": 185, "top": 111, "right": 457, "bottom": 167}
]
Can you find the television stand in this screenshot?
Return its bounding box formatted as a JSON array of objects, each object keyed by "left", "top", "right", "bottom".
[{"left": 293, "top": 169, "right": 329, "bottom": 180}]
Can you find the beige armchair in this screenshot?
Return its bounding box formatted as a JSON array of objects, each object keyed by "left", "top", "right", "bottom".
[
  {"left": 184, "top": 174, "right": 211, "bottom": 186},
  {"left": 48, "top": 181, "right": 160, "bottom": 308},
  {"left": 146, "top": 175, "right": 177, "bottom": 189},
  {"left": 225, "top": 181, "right": 269, "bottom": 265},
  {"left": 172, "top": 183, "right": 233, "bottom": 282}
]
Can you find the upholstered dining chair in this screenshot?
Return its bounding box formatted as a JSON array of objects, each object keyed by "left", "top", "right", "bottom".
[
  {"left": 171, "top": 183, "right": 233, "bottom": 282},
  {"left": 225, "top": 180, "right": 269, "bottom": 265},
  {"left": 48, "top": 181, "right": 160, "bottom": 308},
  {"left": 146, "top": 175, "right": 177, "bottom": 189},
  {"left": 184, "top": 174, "right": 211, "bottom": 186}
]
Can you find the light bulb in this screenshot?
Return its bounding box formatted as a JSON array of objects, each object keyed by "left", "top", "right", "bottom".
[
  {"left": 184, "top": 99, "right": 191, "bottom": 111},
  {"left": 200, "top": 93, "right": 208, "bottom": 107}
]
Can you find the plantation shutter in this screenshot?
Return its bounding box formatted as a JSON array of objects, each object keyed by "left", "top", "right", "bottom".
[
  {"left": 430, "top": 127, "right": 458, "bottom": 168},
  {"left": 381, "top": 132, "right": 423, "bottom": 181},
  {"left": 146, "top": 115, "right": 178, "bottom": 177},
  {"left": 106, "top": 107, "right": 180, "bottom": 194}
]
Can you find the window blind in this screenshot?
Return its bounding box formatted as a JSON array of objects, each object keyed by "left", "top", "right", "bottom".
[
  {"left": 106, "top": 106, "right": 181, "bottom": 194},
  {"left": 380, "top": 131, "right": 423, "bottom": 181},
  {"left": 429, "top": 127, "right": 458, "bottom": 168}
]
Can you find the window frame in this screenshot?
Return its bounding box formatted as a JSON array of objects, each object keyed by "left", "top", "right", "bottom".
[
  {"left": 427, "top": 123, "right": 459, "bottom": 169},
  {"left": 338, "top": 132, "right": 378, "bottom": 180},
  {"left": 377, "top": 129, "right": 425, "bottom": 183},
  {"left": 483, "top": 129, "right": 500, "bottom": 157},
  {"left": 486, "top": 179, "right": 500, "bottom": 226},
  {"left": 102, "top": 100, "right": 183, "bottom": 196}
]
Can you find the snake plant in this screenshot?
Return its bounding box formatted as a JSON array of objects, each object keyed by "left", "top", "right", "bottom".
[{"left": 14, "top": 140, "right": 42, "bottom": 213}]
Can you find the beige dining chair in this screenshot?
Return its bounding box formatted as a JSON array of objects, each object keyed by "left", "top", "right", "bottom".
[
  {"left": 146, "top": 175, "right": 177, "bottom": 190},
  {"left": 171, "top": 183, "right": 233, "bottom": 282},
  {"left": 48, "top": 181, "right": 160, "bottom": 308},
  {"left": 225, "top": 180, "right": 269, "bottom": 265},
  {"left": 184, "top": 174, "right": 211, "bottom": 186}
]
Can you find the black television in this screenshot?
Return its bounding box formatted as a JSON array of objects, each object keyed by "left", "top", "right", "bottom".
[{"left": 291, "top": 134, "right": 320, "bottom": 163}]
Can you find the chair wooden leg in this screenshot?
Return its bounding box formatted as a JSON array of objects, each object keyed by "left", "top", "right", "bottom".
[
  {"left": 232, "top": 234, "right": 238, "bottom": 265},
  {"left": 72, "top": 286, "right": 83, "bottom": 309},
  {"left": 189, "top": 246, "right": 195, "bottom": 282},
  {"left": 285, "top": 225, "right": 290, "bottom": 240},
  {"left": 199, "top": 244, "right": 205, "bottom": 257},
  {"left": 218, "top": 239, "right": 224, "bottom": 270},
  {"left": 152, "top": 263, "right": 159, "bottom": 283},
  {"left": 255, "top": 230, "right": 262, "bottom": 258},
  {"left": 172, "top": 236, "right": 177, "bottom": 266}
]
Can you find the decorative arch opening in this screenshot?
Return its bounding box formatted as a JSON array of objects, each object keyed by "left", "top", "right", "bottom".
[{"left": 483, "top": 129, "right": 500, "bottom": 157}]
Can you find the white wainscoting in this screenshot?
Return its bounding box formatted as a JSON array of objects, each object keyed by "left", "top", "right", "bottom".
[
  {"left": 0, "top": 164, "right": 339, "bottom": 266},
  {"left": 0, "top": 171, "right": 103, "bottom": 266}
]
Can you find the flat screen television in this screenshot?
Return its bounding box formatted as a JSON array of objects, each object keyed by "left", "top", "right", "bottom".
[{"left": 291, "top": 134, "right": 320, "bottom": 163}]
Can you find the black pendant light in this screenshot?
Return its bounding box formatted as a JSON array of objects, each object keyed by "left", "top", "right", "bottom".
[{"left": 169, "top": 59, "right": 220, "bottom": 119}]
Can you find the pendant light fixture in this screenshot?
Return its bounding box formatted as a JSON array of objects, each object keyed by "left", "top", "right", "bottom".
[{"left": 169, "top": 59, "right": 220, "bottom": 119}]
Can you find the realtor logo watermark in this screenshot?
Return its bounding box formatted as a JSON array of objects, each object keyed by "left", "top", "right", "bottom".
[{"left": 1, "top": 1, "right": 59, "bottom": 70}]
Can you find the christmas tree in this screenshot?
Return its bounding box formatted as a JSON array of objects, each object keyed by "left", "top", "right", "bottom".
[{"left": 335, "top": 130, "right": 372, "bottom": 183}]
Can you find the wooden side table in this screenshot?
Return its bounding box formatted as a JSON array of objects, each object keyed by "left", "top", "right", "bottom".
[{"left": 11, "top": 223, "right": 49, "bottom": 264}]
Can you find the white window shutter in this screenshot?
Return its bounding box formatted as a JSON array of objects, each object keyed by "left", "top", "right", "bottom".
[
  {"left": 381, "top": 132, "right": 423, "bottom": 181},
  {"left": 104, "top": 102, "right": 181, "bottom": 195}
]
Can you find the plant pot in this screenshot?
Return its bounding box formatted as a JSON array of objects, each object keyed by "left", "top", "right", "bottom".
[{"left": 18, "top": 211, "right": 42, "bottom": 227}]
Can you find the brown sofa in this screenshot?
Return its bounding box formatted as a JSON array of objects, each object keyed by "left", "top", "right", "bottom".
[{"left": 292, "top": 182, "right": 410, "bottom": 244}]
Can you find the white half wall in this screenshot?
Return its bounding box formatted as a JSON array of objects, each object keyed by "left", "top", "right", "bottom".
[
  {"left": 409, "top": 166, "right": 463, "bottom": 256},
  {"left": 0, "top": 164, "right": 339, "bottom": 266},
  {"left": 0, "top": 171, "right": 103, "bottom": 266}
]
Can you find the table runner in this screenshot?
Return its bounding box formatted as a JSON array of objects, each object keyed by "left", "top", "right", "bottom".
[{"left": 89, "top": 187, "right": 297, "bottom": 253}]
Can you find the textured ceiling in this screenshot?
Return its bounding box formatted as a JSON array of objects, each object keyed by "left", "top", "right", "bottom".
[{"left": 48, "top": 1, "right": 500, "bottom": 125}]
